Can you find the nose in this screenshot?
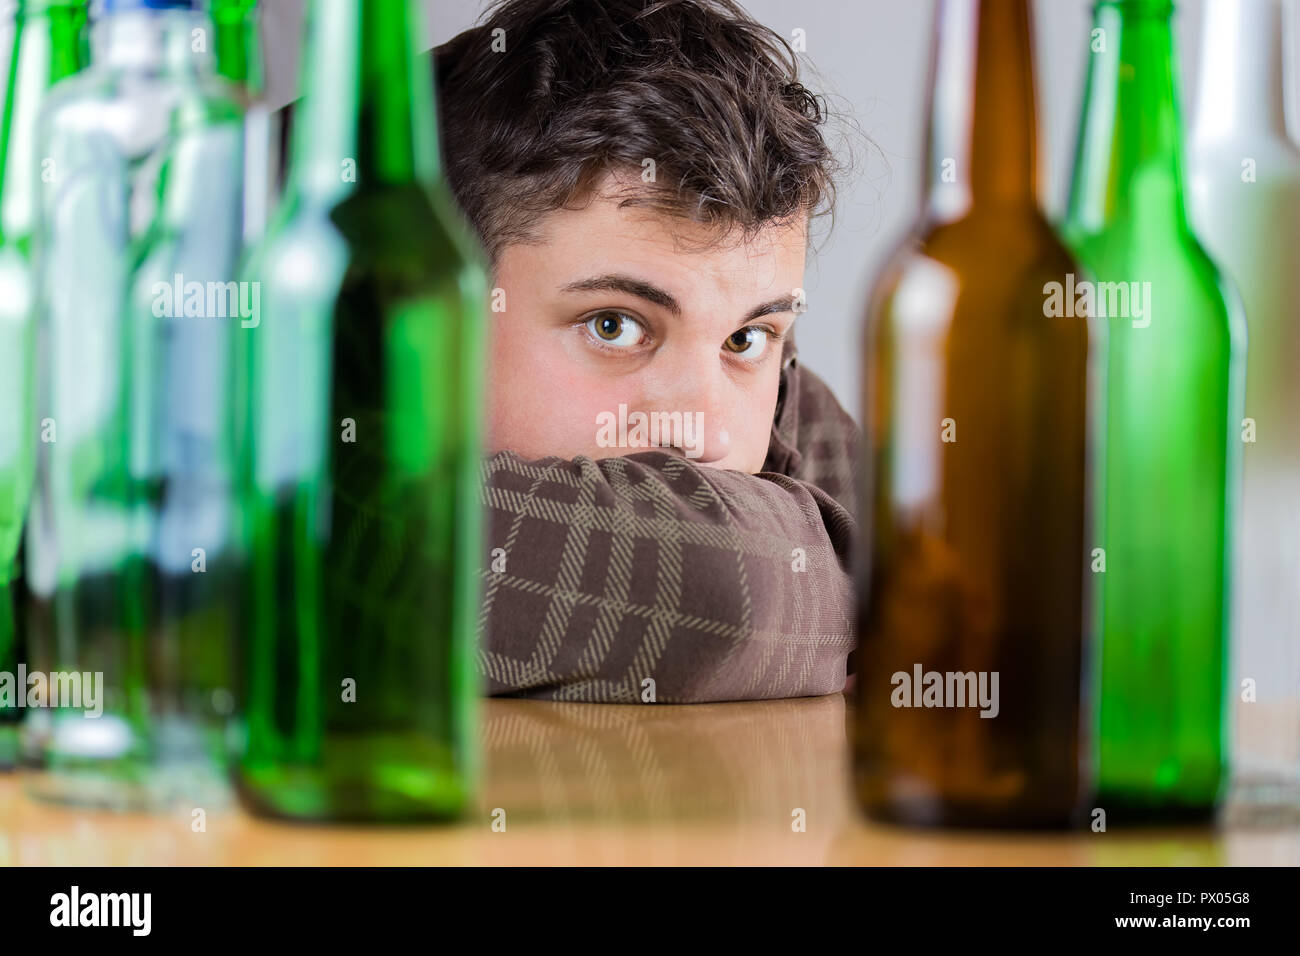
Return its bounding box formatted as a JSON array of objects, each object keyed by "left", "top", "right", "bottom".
[{"left": 635, "top": 349, "right": 734, "bottom": 464}]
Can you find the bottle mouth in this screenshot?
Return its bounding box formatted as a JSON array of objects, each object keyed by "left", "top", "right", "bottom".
[
  {"left": 1094, "top": 0, "right": 1175, "bottom": 11},
  {"left": 15, "top": 0, "right": 89, "bottom": 12},
  {"left": 102, "top": 0, "right": 196, "bottom": 12}
]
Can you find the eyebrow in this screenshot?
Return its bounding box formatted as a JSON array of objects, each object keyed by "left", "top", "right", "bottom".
[{"left": 560, "top": 273, "right": 797, "bottom": 324}]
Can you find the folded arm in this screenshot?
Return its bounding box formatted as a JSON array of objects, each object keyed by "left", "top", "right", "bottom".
[{"left": 477, "top": 450, "right": 856, "bottom": 703}]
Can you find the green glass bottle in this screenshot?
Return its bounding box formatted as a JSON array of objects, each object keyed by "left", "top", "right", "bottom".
[
  {"left": 0, "top": 0, "right": 88, "bottom": 769},
  {"left": 233, "top": 0, "right": 486, "bottom": 821},
  {"left": 1064, "top": 0, "right": 1245, "bottom": 820},
  {"left": 208, "top": 0, "right": 259, "bottom": 98}
]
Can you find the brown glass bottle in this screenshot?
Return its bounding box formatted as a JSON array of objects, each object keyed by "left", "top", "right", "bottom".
[{"left": 854, "top": 0, "right": 1094, "bottom": 828}]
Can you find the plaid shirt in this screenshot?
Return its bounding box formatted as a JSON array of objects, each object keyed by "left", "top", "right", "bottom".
[{"left": 479, "top": 335, "right": 862, "bottom": 702}]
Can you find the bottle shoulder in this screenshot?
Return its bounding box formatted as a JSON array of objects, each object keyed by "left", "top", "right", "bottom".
[
  {"left": 40, "top": 67, "right": 243, "bottom": 158},
  {"left": 1189, "top": 132, "right": 1300, "bottom": 169},
  {"left": 1065, "top": 225, "right": 1245, "bottom": 348},
  {"left": 865, "top": 225, "right": 1093, "bottom": 351},
  {"left": 174, "top": 79, "right": 245, "bottom": 126},
  {"left": 247, "top": 185, "right": 487, "bottom": 294},
  {"left": 870, "top": 208, "right": 1081, "bottom": 302},
  {"left": 1066, "top": 218, "right": 1228, "bottom": 288},
  {"left": 911, "top": 207, "right": 1076, "bottom": 260}
]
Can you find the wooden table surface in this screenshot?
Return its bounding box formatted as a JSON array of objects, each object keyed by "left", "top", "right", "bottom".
[{"left": 2, "top": 694, "right": 1298, "bottom": 865}]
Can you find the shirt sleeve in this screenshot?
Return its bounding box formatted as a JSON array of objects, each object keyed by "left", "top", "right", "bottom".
[
  {"left": 477, "top": 449, "right": 856, "bottom": 703},
  {"left": 762, "top": 335, "right": 863, "bottom": 521}
]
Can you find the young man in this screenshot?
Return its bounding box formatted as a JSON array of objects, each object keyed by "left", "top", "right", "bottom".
[{"left": 436, "top": 0, "right": 860, "bottom": 702}]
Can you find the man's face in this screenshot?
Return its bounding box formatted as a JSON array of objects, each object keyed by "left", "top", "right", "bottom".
[{"left": 486, "top": 179, "right": 807, "bottom": 474}]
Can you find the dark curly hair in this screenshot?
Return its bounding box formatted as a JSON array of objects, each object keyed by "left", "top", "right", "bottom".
[{"left": 434, "top": 0, "right": 839, "bottom": 262}]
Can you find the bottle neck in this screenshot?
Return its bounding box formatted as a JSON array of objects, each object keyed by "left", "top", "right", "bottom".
[
  {"left": 0, "top": 0, "right": 88, "bottom": 243},
  {"left": 211, "top": 0, "right": 262, "bottom": 97},
  {"left": 286, "top": 0, "right": 440, "bottom": 205},
  {"left": 1193, "top": 0, "right": 1288, "bottom": 142},
  {"left": 1067, "top": 0, "right": 1188, "bottom": 228},
  {"left": 925, "top": 0, "right": 1038, "bottom": 218}
]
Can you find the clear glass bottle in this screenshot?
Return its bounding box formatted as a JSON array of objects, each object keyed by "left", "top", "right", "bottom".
[
  {"left": 1189, "top": 0, "right": 1300, "bottom": 819},
  {"left": 27, "top": 0, "right": 243, "bottom": 808}
]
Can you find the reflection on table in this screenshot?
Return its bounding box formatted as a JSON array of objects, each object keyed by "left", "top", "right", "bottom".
[{"left": 1, "top": 695, "right": 1297, "bottom": 865}]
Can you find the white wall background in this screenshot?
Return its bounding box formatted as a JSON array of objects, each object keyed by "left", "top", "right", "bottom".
[{"left": 254, "top": 0, "right": 1300, "bottom": 421}]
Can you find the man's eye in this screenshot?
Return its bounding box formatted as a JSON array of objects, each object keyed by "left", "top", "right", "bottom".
[
  {"left": 723, "top": 326, "right": 772, "bottom": 361},
  {"left": 584, "top": 311, "right": 646, "bottom": 349}
]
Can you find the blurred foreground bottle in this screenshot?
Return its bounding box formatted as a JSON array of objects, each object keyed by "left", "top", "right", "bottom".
[
  {"left": 855, "top": 0, "right": 1092, "bottom": 828},
  {"left": 232, "top": 0, "right": 486, "bottom": 822},
  {"left": 0, "top": 0, "right": 88, "bottom": 770},
  {"left": 0, "top": 3, "right": 16, "bottom": 96},
  {"left": 1064, "top": 0, "right": 1244, "bottom": 821},
  {"left": 27, "top": 0, "right": 243, "bottom": 808},
  {"left": 1189, "top": 0, "right": 1300, "bottom": 818}
]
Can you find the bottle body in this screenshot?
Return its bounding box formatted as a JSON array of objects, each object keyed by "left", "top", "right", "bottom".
[
  {"left": 857, "top": 212, "right": 1092, "bottom": 827},
  {"left": 1065, "top": 0, "right": 1243, "bottom": 819},
  {"left": 1188, "top": 0, "right": 1300, "bottom": 804},
  {"left": 233, "top": 186, "right": 485, "bottom": 822},
  {"left": 26, "top": 2, "right": 244, "bottom": 806},
  {"left": 1077, "top": 228, "right": 1239, "bottom": 817}
]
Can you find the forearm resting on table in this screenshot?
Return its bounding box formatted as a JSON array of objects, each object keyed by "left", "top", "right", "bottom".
[{"left": 477, "top": 449, "right": 856, "bottom": 703}]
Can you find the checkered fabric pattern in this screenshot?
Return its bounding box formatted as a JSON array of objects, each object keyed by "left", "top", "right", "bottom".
[{"left": 478, "top": 335, "right": 862, "bottom": 702}]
